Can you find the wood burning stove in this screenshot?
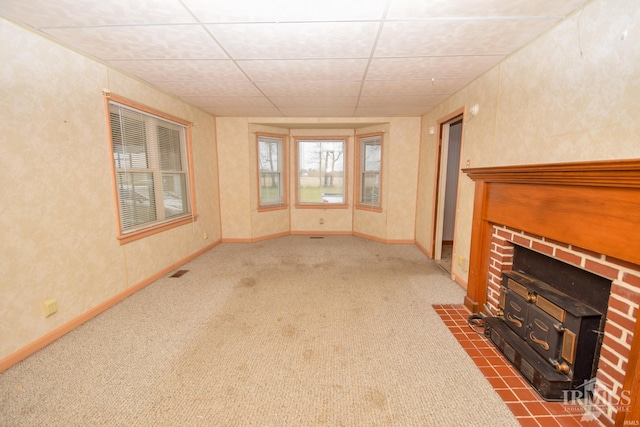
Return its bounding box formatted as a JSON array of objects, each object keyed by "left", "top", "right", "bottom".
[{"left": 485, "top": 246, "right": 610, "bottom": 400}]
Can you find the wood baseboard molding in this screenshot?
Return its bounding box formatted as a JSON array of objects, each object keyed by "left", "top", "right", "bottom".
[
  {"left": 0, "top": 240, "right": 220, "bottom": 374},
  {"left": 352, "top": 231, "right": 415, "bottom": 245},
  {"left": 415, "top": 240, "right": 433, "bottom": 258},
  {"left": 464, "top": 295, "right": 479, "bottom": 314},
  {"left": 451, "top": 273, "right": 468, "bottom": 290},
  {"left": 251, "top": 231, "right": 290, "bottom": 242},
  {"left": 290, "top": 230, "right": 352, "bottom": 236}
]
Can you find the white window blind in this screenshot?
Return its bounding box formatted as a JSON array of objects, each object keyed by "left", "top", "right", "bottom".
[{"left": 109, "top": 102, "right": 191, "bottom": 234}]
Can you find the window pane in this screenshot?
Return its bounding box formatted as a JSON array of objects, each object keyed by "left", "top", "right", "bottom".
[
  {"left": 162, "top": 173, "right": 188, "bottom": 218},
  {"left": 364, "top": 141, "right": 381, "bottom": 172},
  {"left": 358, "top": 135, "right": 382, "bottom": 207},
  {"left": 258, "top": 138, "right": 280, "bottom": 171},
  {"left": 298, "top": 140, "right": 345, "bottom": 204},
  {"left": 258, "top": 136, "right": 284, "bottom": 206},
  {"left": 117, "top": 172, "right": 156, "bottom": 230},
  {"left": 361, "top": 171, "right": 379, "bottom": 205},
  {"left": 157, "top": 125, "right": 183, "bottom": 171},
  {"left": 259, "top": 172, "right": 281, "bottom": 204},
  {"left": 110, "top": 111, "right": 148, "bottom": 169}
]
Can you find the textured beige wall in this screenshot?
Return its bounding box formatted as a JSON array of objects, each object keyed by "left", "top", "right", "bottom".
[
  {"left": 385, "top": 117, "right": 421, "bottom": 241},
  {"left": 216, "top": 117, "right": 252, "bottom": 240},
  {"left": 416, "top": 0, "right": 640, "bottom": 286},
  {"left": 0, "top": 19, "right": 220, "bottom": 360}
]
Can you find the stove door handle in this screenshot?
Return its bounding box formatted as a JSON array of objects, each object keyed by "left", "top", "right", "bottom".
[
  {"left": 507, "top": 313, "right": 524, "bottom": 328},
  {"left": 530, "top": 332, "right": 550, "bottom": 351}
]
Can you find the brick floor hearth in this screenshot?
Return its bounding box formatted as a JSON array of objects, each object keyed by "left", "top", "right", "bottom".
[{"left": 434, "top": 304, "right": 607, "bottom": 427}]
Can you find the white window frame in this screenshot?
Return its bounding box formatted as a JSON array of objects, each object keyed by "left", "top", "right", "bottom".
[
  {"left": 356, "top": 133, "right": 383, "bottom": 210},
  {"left": 106, "top": 94, "right": 196, "bottom": 244},
  {"left": 257, "top": 133, "right": 287, "bottom": 210}
]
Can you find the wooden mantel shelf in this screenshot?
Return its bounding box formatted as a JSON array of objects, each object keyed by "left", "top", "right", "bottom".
[
  {"left": 462, "top": 158, "right": 640, "bottom": 188},
  {"left": 462, "top": 158, "right": 640, "bottom": 427}
]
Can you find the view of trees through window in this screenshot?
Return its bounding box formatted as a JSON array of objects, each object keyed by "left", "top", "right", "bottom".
[
  {"left": 257, "top": 135, "right": 284, "bottom": 207},
  {"left": 297, "top": 139, "right": 345, "bottom": 204},
  {"left": 359, "top": 135, "right": 382, "bottom": 207}
]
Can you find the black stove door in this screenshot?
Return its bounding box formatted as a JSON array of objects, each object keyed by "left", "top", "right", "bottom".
[
  {"left": 526, "top": 305, "right": 563, "bottom": 363},
  {"left": 503, "top": 289, "right": 528, "bottom": 339}
]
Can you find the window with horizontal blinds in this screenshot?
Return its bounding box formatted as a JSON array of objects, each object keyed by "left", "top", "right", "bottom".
[
  {"left": 108, "top": 101, "right": 192, "bottom": 235},
  {"left": 357, "top": 134, "right": 382, "bottom": 208}
]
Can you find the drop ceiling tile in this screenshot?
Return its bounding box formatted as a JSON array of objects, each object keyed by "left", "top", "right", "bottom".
[
  {"left": 361, "top": 79, "right": 469, "bottom": 96},
  {"left": 108, "top": 60, "right": 247, "bottom": 83},
  {"left": 278, "top": 107, "right": 356, "bottom": 117},
  {"left": 202, "top": 106, "right": 283, "bottom": 117},
  {"left": 238, "top": 59, "right": 369, "bottom": 81},
  {"left": 367, "top": 56, "right": 503, "bottom": 80},
  {"left": 386, "top": 0, "right": 590, "bottom": 19},
  {"left": 180, "top": 96, "right": 274, "bottom": 108},
  {"left": 270, "top": 97, "right": 358, "bottom": 108},
  {"left": 153, "top": 80, "right": 263, "bottom": 97},
  {"left": 355, "top": 106, "right": 434, "bottom": 117},
  {"left": 375, "top": 19, "right": 558, "bottom": 57},
  {"left": 184, "top": 0, "right": 387, "bottom": 22},
  {"left": 206, "top": 22, "right": 379, "bottom": 59},
  {"left": 257, "top": 81, "right": 362, "bottom": 97},
  {"left": 358, "top": 96, "right": 444, "bottom": 108},
  {"left": 44, "top": 25, "right": 226, "bottom": 60},
  {"left": 0, "top": 0, "right": 194, "bottom": 27}
]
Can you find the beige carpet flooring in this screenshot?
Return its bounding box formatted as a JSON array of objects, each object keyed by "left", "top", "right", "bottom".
[{"left": 0, "top": 236, "right": 518, "bottom": 426}]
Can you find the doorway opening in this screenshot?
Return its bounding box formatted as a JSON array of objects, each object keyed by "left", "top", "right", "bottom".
[{"left": 433, "top": 114, "right": 463, "bottom": 274}]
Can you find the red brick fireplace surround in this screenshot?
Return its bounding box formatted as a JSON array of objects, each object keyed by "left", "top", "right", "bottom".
[{"left": 463, "top": 159, "right": 640, "bottom": 427}]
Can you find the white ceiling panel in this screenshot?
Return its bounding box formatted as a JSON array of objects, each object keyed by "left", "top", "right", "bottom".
[
  {"left": 0, "top": 0, "right": 194, "bottom": 27},
  {"left": 355, "top": 106, "right": 439, "bottom": 117},
  {"left": 2, "top": 0, "right": 591, "bottom": 117},
  {"left": 358, "top": 96, "right": 445, "bottom": 108},
  {"left": 206, "top": 22, "right": 380, "bottom": 59},
  {"left": 367, "top": 56, "right": 504, "bottom": 80},
  {"left": 256, "top": 81, "right": 363, "bottom": 97},
  {"left": 270, "top": 97, "right": 358, "bottom": 108},
  {"left": 45, "top": 25, "right": 226, "bottom": 61},
  {"left": 153, "top": 80, "right": 263, "bottom": 97},
  {"left": 279, "top": 107, "right": 357, "bottom": 117},
  {"left": 387, "top": 0, "right": 590, "bottom": 19},
  {"left": 108, "top": 60, "right": 247, "bottom": 83},
  {"left": 180, "top": 96, "right": 274, "bottom": 108},
  {"left": 202, "top": 106, "right": 283, "bottom": 117},
  {"left": 238, "top": 59, "right": 369, "bottom": 82},
  {"left": 361, "top": 79, "right": 471, "bottom": 97},
  {"left": 375, "top": 19, "right": 558, "bottom": 57},
  {"left": 184, "top": 0, "right": 387, "bottom": 22}
]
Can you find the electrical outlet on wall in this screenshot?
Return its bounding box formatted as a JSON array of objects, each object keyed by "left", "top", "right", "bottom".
[{"left": 42, "top": 297, "right": 58, "bottom": 317}]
